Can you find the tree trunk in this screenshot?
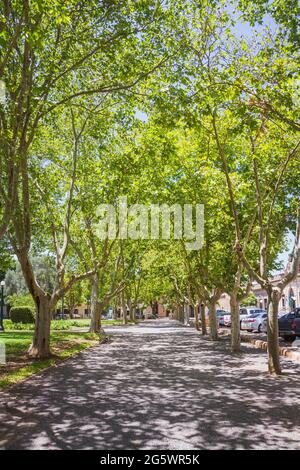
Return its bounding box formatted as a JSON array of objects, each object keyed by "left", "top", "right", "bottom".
[
  {"left": 28, "top": 294, "right": 52, "bottom": 358},
  {"left": 184, "top": 304, "right": 190, "bottom": 325},
  {"left": 194, "top": 305, "right": 200, "bottom": 331},
  {"left": 178, "top": 303, "right": 184, "bottom": 323},
  {"left": 16, "top": 249, "right": 52, "bottom": 358},
  {"left": 267, "top": 289, "right": 281, "bottom": 375},
  {"left": 230, "top": 291, "right": 240, "bottom": 352},
  {"left": 208, "top": 300, "right": 218, "bottom": 341},
  {"left": 121, "top": 290, "right": 127, "bottom": 325},
  {"left": 133, "top": 304, "right": 138, "bottom": 321},
  {"left": 112, "top": 304, "right": 117, "bottom": 320},
  {"left": 90, "top": 273, "right": 102, "bottom": 333},
  {"left": 200, "top": 303, "right": 207, "bottom": 336},
  {"left": 128, "top": 299, "right": 135, "bottom": 322}
]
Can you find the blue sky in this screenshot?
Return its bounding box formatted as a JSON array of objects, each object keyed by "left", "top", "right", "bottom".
[{"left": 226, "top": 1, "right": 277, "bottom": 39}]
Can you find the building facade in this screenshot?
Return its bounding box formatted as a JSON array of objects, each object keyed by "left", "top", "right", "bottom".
[
  {"left": 218, "top": 266, "right": 300, "bottom": 313},
  {"left": 252, "top": 273, "right": 300, "bottom": 312}
]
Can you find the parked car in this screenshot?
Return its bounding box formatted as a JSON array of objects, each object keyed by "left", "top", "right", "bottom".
[
  {"left": 216, "top": 310, "right": 229, "bottom": 326},
  {"left": 278, "top": 308, "right": 300, "bottom": 341},
  {"left": 278, "top": 311, "right": 288, "bottom": 318},
  {"left": 54, "top": 313, "right": 70, "bottom": 320},
  {"left": 71, "top": 313, "right": 81, "bottom": 319},
  {"left": 241, "top": 311, "right": 267, "bottom": 333},
  {"left": 224, "top": 307, "right": 266, "bottom": 328},
  {"left": 261, "top": 308, "right": 300, "bottom": 340}
]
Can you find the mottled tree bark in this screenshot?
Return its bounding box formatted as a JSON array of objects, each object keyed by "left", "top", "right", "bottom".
[
  {"left": 230, "top": 291, "right": 240, "bottom": 352},
  {"left": 89, "top": 273, "right": 102, "bottom": 333},
  {"left": 267, "top": 289, "right": 281, "bottom": 375},
  {"left": 179, "top": 303, "right": 185, "bottom": 323},
  {"left": 28, "top": 294, "right": 52, "bottom": 358},
  {"left": 193, "top": 305, "right": 200, "bottom": 331},
  {"left": 128, "top": 298, "right": 135, "bottom": 321},
  {"left": 121, "top": 290, "right": 127, "bottom": 325},
  {"left": 184, "top": 304, "right": 190, "bottom": 325},
  {"left": 200, "top": 303, "right": 207, "bottom": 336},
  {"left": 208, "top": 300, "right": 218, "bottom": 341}
]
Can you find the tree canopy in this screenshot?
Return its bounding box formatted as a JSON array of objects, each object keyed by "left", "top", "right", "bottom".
[{"left": 0, "top": 0, "right": 299, "bottom": 374}]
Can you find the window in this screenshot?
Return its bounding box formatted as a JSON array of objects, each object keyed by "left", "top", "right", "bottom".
[{"left": 287, "top": 313, "right": 295, "bottom": 319}]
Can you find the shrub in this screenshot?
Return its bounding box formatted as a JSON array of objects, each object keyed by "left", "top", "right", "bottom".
[
  {"left": 6, "top": 293, "right": 35, "bottom": 308},
  {"left": 10, "top": 306, "right": 35, "bottom": 324},
  {"left": 240, "top": 293, "right": 258, "bottom": 307},
  {"left": 3, "top": 320, "right": 35, "bottom": 330},
  {"left": 51, "top": 320, "right": 71, "bottom": 330}
]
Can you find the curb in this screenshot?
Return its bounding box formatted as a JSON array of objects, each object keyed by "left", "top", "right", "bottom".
[{"left": 241, "top": 335, "right": 300, "bottom": 362}]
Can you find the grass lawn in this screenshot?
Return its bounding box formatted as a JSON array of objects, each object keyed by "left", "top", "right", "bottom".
[
  {"left": 3, "top": 318, "right": 137, "bottom": 331},
  {"left": 0, "top": 330, "right": 101, "bottom": 390}
]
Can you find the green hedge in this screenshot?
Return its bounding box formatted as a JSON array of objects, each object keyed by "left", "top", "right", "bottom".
[{"left": 10, "top": 306, "right": 36, "bottom": 324}]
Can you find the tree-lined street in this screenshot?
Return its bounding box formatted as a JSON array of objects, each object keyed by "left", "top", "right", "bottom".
[
  {"left": 1, "top": 319, "right": 300, "bottom": 450},
  {"left": 0, "top": 0, "right": 300, "bottom": 452}
]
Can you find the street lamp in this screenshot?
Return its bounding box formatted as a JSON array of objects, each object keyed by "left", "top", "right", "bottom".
[{"left": 0, "top": 280, "right": 5, "bottom": 332}]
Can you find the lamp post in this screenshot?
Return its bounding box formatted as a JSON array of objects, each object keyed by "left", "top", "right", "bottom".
[{"left": 0, "top": 280, "right": 5, "bottom": 332}]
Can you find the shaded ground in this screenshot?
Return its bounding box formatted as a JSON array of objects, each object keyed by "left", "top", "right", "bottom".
[
  {"left": 0, "top": 319, "right": 300, "bottom": 450},
  {"left": 0, "top": 331, "right": 98, "bottom": 389}
]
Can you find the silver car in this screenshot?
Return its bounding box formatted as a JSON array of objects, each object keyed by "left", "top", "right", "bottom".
[
  {"left": 224, "top": 307, "right": 265, "bottom": 328},
  {"left": 241, "top": 311, "right": 267, "bottom": 333}
]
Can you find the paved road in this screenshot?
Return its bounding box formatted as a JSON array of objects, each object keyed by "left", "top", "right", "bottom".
[{"left": 1, "top": 319, "right": 300, "bottom": 450}]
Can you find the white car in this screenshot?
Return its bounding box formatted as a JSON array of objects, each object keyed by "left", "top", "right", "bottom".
[
  {"left": 224, "top": 314, "right": 232, "bottom": 327},
  {"left": 216, "top": 310, "right": 229, "bottom": 326},
  {"left": 224, "top": 307, "right": 266, "bottom": 328},
  {"left": 241, "top": 311, "right": 267, "bottom": 333}
]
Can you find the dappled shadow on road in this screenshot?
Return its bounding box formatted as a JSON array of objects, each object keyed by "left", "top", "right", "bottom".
[{"left": 1, "top": 320, "right": 300, "bottom": 450}]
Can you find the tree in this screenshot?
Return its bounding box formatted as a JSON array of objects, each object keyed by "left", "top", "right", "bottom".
[
  {"left": 9, "top": 105, "right": 115, "bottom": 357},
  {"left": 0, "top": 238, "right": 15, "bottom": 280},
  {"left": 209, "top": 87, "right": 299, "bottom": 373},
  {"left": 183, "top": 3, "right": 300, "bottom": 371},
  {"left": 2, "top": 1, "right": 187, "bottom": 357}
]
